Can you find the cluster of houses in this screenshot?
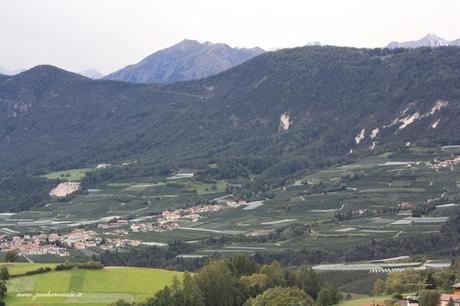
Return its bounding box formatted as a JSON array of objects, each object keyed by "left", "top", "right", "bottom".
[
  {"left": 100, "top": 199, "right": 247, "bottom": 234},
  {"left": 398, "top": 283, "right": 460, "bottom": 306},
  {"left": 129, "top": 222, "right": 178, "bottom": 233},
  {"left": 0, "top": 198, "right": 249, "bottom": 256},
  {"left": 0, "top": 230, "right": 94, "bottom": 256},
  {"left": 0, "top": 228, "right": 141, "bottom": 256},
  {"left": 158, "top": 201, "right": 246, "bottom": 224},
  {"left": 100, "top": 238, "right": 141, "bottom": 250},
  {"left": 0, "top": 234, "right": 70, "bottom": 257},
  {"left": 432, "top": 156, "right": 460, "bottom": 171}
]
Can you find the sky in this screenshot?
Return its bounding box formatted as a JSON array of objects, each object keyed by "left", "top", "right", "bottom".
[{"left": 1, "top": 0, "right": 460, "bottom": 74}]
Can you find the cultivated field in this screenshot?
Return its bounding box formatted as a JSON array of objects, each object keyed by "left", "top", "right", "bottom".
[
  {"left": 0, "top": 263, "right": 58, "bottom": 275},
  {"left": 41, "top": 168, "right": 93, "bottom": 181},
  {"left": 4, "top": 263, "right": 182, "bottom": 306},
  {"left": 338, "top": 295, "right": 391, "bottom": 306},
  {"left": 3, "top": 147, "right": 460, "bottom": 259}
]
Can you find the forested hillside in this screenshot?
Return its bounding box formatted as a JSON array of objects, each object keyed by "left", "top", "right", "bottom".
[
  {"left": 2, "top": 46, "right": 460, "bottom": 183},
  {"left": 0, "top": 176, "right": 55, "bottom": 212}
]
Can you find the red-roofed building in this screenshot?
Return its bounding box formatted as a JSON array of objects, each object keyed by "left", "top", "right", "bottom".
[
  {"left": 439, "top": 283, "right": 460, "bottom": 306},
  {"left": 439, "top": 294, "right": 460, "bottom": 306}
]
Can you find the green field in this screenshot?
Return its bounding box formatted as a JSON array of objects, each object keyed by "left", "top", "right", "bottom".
[
  {"left": 41, "top": 168, "right": 93, "bottom": 181},
  {"left": 0, "top": 263, "right": 57, "bottom": 276},
  {"left": 339, "top": 295, "right": 391, "bottom": 306},
  {"left": 4, "top": 264, "right": 182, "bottom": 306},
  {"left": 193, "top": 181, "right": 227, "bottom": 194}
]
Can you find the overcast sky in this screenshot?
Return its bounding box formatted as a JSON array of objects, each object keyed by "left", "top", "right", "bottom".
[{"left": 1, "top": 0, "right": 460, "bottom": 74}]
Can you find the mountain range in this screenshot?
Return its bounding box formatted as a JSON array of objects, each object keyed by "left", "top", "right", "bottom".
[
  {"left": 1, "top": 46, "right": 460, "bottom": 181},
  {"left": 386, "top": 33, "right": 460, "bottom": 49},
  {"left": 104, "top": 39, "right": 265, "bottom": 83}
]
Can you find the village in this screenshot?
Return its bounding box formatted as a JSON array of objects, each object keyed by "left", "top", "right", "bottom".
[
  {"left": 0, "top": 228, "right": 142, "bottom": 257},
  {"left": 0, "top": 198, "right": 248, "bottom": 257}
]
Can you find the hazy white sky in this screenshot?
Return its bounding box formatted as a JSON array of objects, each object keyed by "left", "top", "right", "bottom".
[{"left": 1, "top": 0, "right": 460, "bottom": 74}]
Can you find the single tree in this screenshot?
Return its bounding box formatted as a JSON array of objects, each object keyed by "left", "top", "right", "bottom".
[
  {"left": 195, "top": 259, "right": 248, "bottom": 306},
  {"left": 4, "top": 250, "right": 18, "bottom": 263},
  {"left": 109, "top": 299, "right": 133, "bottom": 306},
  {"left": 182, "top": 272, "right": 204, "bottom": 306},
  {"left": 316, "top": 286, "right": 342, "bottom": 306},
  {"left": 230, "top": 254, "right": 258, "bottom": 277},
  {"left": 169, "top": 276, "right": 184, "bottom": 306},
  {"left": 297, "top": 266, "right": 322, "bottom": 299},
  {"left": 247, "top": 286, "right": 314, "bottom": 306},
  {"left": 419, "top": 290, "right": 440, "bottom": 306},
  {"left": 373, "top": 279, "right": 386, "bottom": 296},
  {"left": 259, "top": 261, "right": 286, "bottom": 287},
  {"left": 0, "top": 268, "right": 9, "bottom": 282},
  {"left": 145, "top": 286, "right": 174, "bottom": 306},
  {"left": 425, "top": 273, "right": 436, "bottom": 290},
  {"left": 0, "top": 281, "right": 7, "bottom": 299},
  {"left": 241, "top": 273, "right": 272, "bottom": 293}
]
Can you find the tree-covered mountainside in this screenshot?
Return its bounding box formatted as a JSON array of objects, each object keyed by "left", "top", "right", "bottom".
[
  {"left": 0, "top": 176, "right": 55, "bottom": 212},
  {"left": 104, "top": 39, "right": 265, "bottom": 83},
  {"left": 2, "top": 46, "right": 460, "bottom": 181}
]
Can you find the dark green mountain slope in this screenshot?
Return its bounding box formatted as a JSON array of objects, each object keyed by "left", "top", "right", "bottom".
[{"left": 1, "top": 46, "right": 460, "bottom": 179}]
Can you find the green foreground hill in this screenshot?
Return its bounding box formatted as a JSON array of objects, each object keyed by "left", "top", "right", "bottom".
[{"left": 3, "top": 263, "right": 182, "bottom": 306}]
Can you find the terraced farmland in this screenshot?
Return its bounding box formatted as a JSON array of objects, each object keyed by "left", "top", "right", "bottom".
[{"left": 2, "top": 147, "right": 460, "bottom": 258}]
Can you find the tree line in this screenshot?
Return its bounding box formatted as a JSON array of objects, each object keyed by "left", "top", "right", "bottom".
[{"left": 109, "top": 255, "right": 342, "bottom": 306}]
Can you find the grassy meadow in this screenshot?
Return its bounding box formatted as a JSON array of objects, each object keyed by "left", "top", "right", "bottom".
[
  {"left": 3, "top": 264, "right": 182, "bottom": 306},
  {"left": 338, "top": 295, "right": 391, "bottom": 306},
  {"left": 41, "top": 168, "right": 93, "bottom": 181},
  {"left": 0, "top": 263, "right": 58, "bottom": 276}
]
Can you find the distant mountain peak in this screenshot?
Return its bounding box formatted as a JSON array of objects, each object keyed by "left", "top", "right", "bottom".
[
  {"left": 425, "top": 33, "right": 442, "bottom": 39},
  {"left": 305, "top": 41, "right": 321, "bottom": 46},
  {"left": 79, "top": 68, "right": 103, "bottom": 79},
  {"left": 386, "top": 33, "right": 459, "bottom": 49},
  {"left": 13, "top": 65, "right": 87, "bottom": 84},
  {"left": 25, "top": 65, "right": 67, "bottom": 74},
  {"left": 104, "top": 39, "right": 265, "bottom": 84},
  {"left": 0, "top": 66, "right": 26, "bottom": 76},
  {"left": 25, "top": 65, "right": 88, "bottom": 77}
]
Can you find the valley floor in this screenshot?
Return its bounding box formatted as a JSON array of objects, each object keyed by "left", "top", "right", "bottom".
[{"left": 1, "top": 146, "right": 460, "bottom": 264}]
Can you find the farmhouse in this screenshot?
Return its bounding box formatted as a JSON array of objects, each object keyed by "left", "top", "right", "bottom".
[
  {"left": 162, "top": 211, "right": 180, "bottom": 221},
  {"left": 399, "top": 295, "right": 419, "bottom": 306},
  {"left": 439, "top": 283, "right": 460, "bottom": 306}
]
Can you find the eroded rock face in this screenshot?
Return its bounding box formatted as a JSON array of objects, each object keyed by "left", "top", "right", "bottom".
[
  {"left": 49, "top": 182, "right": 81, "bottom": 198},
  {"left": 279, "top": 113, "right": 290, "bottom": 131},
  {"left": 355, "top": 129, "right": 365, "bottom": 144}
]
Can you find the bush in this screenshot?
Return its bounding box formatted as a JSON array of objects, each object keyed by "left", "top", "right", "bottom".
[
  {"left": 55, "top": 262, "right": 75, "bottom": 271},
  {"left": 24, "top": 267, "right": 52, "bottom": 276},
  {"left": 419, "top": 290, "right": 440, "bottom": 306},
  {"left": 316, "top": 286, "right": 342, "bottom": 306},
  {"left": 55, "top": 261, "right": 104, "bottom": 271},
  {"left": 77, "top": 261, "right": 104, "bottom": 269}
]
